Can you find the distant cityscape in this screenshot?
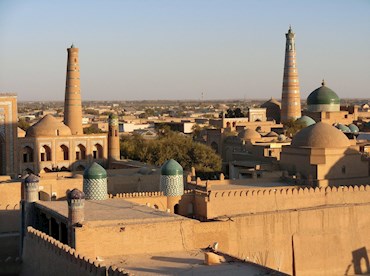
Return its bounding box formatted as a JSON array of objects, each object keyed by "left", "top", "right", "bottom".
[{"left": 1, "top": 25, "right": 370, "bottom": 276}]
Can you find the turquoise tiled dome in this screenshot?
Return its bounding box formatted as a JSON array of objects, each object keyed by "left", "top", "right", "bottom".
[
  {"left": 307, "top": 81, "right": 340, "bottom": 105},
  {"left": 296, "top": 116, "right": 316, "bottom": 127},
  {"left": 83, "top": 162, "right": 107, "bottom": 180},
  {"left": 161, "top": 159, "right": 183, "bottom": 176},
  {"left": 336, "top": 124, "right": 351, "bottom": 133},
  {"left": 83, "top": 163, "right": 108, "bottom": 200},
  {"left": 160, "top": 159, "right": 184, "bottom": 197},
  {"left": 348, "top": 124, "right": 359, "bottom": 133}
]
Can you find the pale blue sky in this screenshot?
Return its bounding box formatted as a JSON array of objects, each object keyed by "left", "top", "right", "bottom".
[{"left": 0, "top": 0, "right": 369, "bottom": 101}]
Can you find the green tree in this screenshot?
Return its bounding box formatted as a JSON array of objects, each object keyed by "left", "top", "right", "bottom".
[
  {"left": 83, "top": 125, "right": 105, "bottom": 134},
  {"left": 18, "top": 118, "right": 30, "bottom": 131},
  {"left": 284, "top": 119, "right": 304, "bottom": 137},
  {"left": 120, "top": 131, "right": 221, "bottom": 172}
]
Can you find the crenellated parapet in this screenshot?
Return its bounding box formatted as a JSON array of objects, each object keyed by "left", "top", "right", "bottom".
[
  {"left": 109, "top": 189, "right": 193, "bottom": 199},
  {"left": 206, "top": 185, "right": 370, "bottom": 218},
  {"left": 24, "top": 227, "right": 129, "bottom": 275}
]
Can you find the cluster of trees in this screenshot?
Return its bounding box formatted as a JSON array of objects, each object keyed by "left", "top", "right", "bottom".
[
  {"left": 219, "top": 108, "right": 246, "bottom": 118},
  {"left": 18, "top": 118, "right": 30, "bottom": 131},
  {"left": 120, "top": 131, "right": 221, "bottom": 172},
  {"left": 284, "top": 119, "right": 305, "bottom": 137},
  {"left": 83, "top": 125, "right": 105, "bottom": 134}
]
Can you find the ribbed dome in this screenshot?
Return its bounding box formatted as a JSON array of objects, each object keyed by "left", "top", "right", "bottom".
[
  {"left": 291, "top": 122, "right": 350, "bottom": 148},
  {"left": 26, "top": 115, "right": 72, "bottom": 137},
  {"left": 83, "top": 162, "right": 107, "bottom": 179},
  {"left": 307, "top": 81, "right": 340, "bottom": 105},
  {"left": 348, "top": 124, "right": 359, "bottom": 133},
  {"left": 161, "top": 159, "right": 183, "bottom": 176},
  {"left": 296, "top": 116, "right": 316, "bottom": 127},
  {"left": 261, "top": 98, "right": 281, "bottom": 108},
  {"left": 238, "top": 128, "right": 261, "bottom": 141},
  {"left": 336, "top": 124, "right": 351, "bottom": 133}
]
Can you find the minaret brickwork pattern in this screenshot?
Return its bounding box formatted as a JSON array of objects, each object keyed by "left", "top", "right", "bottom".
[
  {"left": 108, "top": 113, "right": 120, "bottom": 164},
  {"left": 64, "top": 45, "right": 83, "bottom": 135},
  {"left": 281, "top": 27, "right": 301, "bottom": 123}
]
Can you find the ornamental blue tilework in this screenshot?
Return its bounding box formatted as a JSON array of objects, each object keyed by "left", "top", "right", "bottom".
[
  {"left": 160, "top": 175, "right": 184, "bottom": 196},
  {"left": 83, "top": 178, "right": 108, "bottom": 200}
]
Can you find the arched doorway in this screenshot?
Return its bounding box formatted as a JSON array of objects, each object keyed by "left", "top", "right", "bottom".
[
  {"left": 93, "top": 143, "right": 103, "bottom": 159},
  {"left": 40, "top": 145, "right": 52, "bottom": 161},
  {"left": 174, "top": 204, "right": 179, "bottom": 215},
  {"left": 22, "top": 146, "right": 34, "bottom": 163},
  {"left": 75, "top": 144, "right": 86, "bottom": 160},
  {"left": 59, "top": 145, "right": 69, "bottom": 161}
]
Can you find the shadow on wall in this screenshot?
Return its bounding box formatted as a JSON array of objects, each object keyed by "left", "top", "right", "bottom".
[
  {"left": 345, "top": 247, "right": 370, "bottom": 275},
  {"left": 324, "top": 148, "right": 370, "bottom": 187}
]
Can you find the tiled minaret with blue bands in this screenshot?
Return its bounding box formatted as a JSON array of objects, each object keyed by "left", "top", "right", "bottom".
[
  {"left": 160, "top": 159, "right": 184, "bottom": 197},
  {"left": 83, "top": 162, "right": 108, "bottom": 200}
]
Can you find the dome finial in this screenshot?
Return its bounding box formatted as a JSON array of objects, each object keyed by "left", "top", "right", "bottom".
[{"left": 321, "top": 79, "right": 326, "bottom": 86}]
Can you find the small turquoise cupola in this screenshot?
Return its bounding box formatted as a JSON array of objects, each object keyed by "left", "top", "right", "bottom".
[
  {"left": 307, "top": 80, "right": 340, "bottom": 112},
  {"left": 83, "top": 162, "right": 108, "bottom": 200},
  {"left": 160, "top": 159, "right": 184, "bottom": 196}
]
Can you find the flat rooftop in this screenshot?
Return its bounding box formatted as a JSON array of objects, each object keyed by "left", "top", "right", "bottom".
[
  {"left": 103, "top": 250, "right": 284, "bottom": 276},
  {"left": 36, "top": 199, "right": 185, "bottom": 225}
]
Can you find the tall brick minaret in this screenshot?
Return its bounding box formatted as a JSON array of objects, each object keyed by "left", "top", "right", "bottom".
[
  {"left": 281, "top": 26, "right": 301, "bottom": 123},
  {"left": 64, "top": 44, "right": 83, "bottom": 135}
]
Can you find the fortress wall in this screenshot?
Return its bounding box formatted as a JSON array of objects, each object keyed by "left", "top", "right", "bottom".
[
  {"left": 0, "top": 234, "right": 19, "bottom": 258},
  {"left": 207, "top": 185, "right": 370, "bottom": 218},
  {"left": 75, "top": 219, "right": 195, "bottom": 258},
  {"left": 38, "top": 177, "right": 82, "bottom": 200},
  {"left": 21, "top": 227, "right": 112, "bottom": 276},
  {"left": 190, "top": 203, "right": 370, "bottom": 275},
  {"left": 0, "top": 181, "right": 21, "bottom": 209}
]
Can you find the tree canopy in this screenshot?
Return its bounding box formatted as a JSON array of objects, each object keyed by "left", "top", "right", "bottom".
[
  {"left": 219, "top": 108, "right": 246, "bottom": 118},
  {"left": 120, "top": 131, "right": 221, "bottom": 172}
]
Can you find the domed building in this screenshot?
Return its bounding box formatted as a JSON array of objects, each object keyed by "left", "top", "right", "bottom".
[
  {"left": 18, "top": 114, "right": 108, "bottom": 174},
  {"left": 261, "top": 98, "right": 281, "bottom": 123},
  {"left": 280, "top": 122, "right": 370, "bottom": 187},
  {"left": 238, "top": 128, "right": 261, "bottom": 142},
  {"left": 26, "top": 115, "right": 72, "bottom": 137},
  {"left": 303, "top": 80, "right": 360, "bottom": 126},
  {"left": 307, "top": 80, "right": 340, "bottom": 112},
  {"left": 15, "top": 45, "right": 118, "bottom": 175}
]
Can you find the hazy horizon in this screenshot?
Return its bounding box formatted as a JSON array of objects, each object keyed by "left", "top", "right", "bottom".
[{"left": 1, "top": 0, "right": 369, "bottom": 101}]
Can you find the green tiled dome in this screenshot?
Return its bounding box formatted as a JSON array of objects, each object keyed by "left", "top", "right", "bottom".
[
  {"left": 307, "top": 81, "right": 340, "bottom": 105},
  {"left": 348, "top": 124, "right": 359, "bottom": 133},
  {"left": 161, "top": 159, "right": 183, "bottom": 176},
  {"left": 336, "top": 124, "right": 351, "bottom": 133},
  {"left": 83, "top": 162, "right": 107, "bottom": 180}
]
